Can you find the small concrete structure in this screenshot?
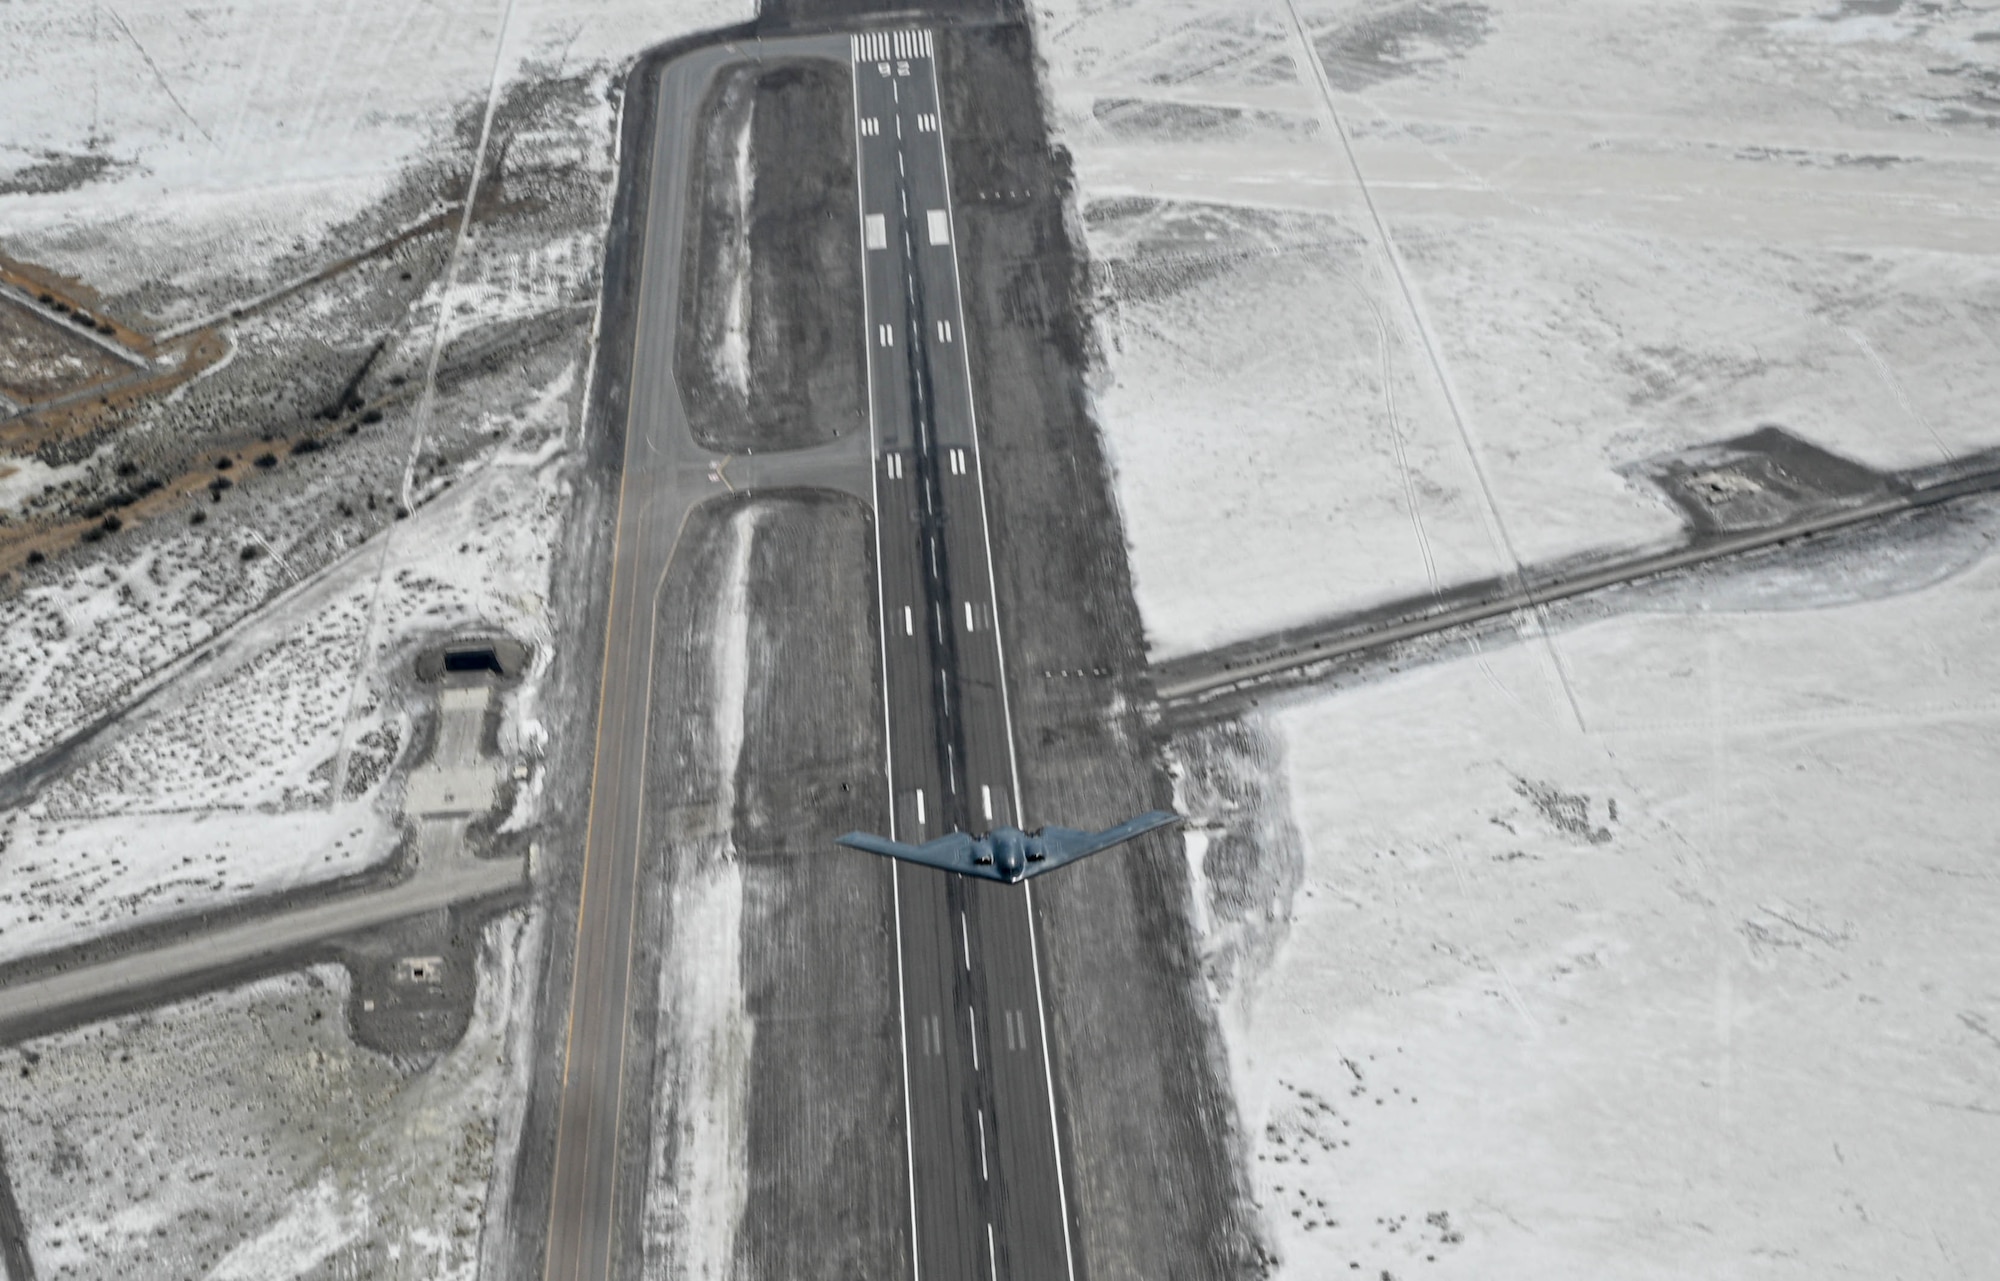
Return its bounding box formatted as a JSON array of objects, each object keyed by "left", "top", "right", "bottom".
[{"left": 396, "top": 955, "right": 445, "bottom": 985}]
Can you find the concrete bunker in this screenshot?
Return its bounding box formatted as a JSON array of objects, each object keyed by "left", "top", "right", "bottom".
[
  {"left": 1627, "top": 425, "right": 1894, "bottom": 536},
  {"left": 416, "top": 634, "right": 530, "bottom": 683}
]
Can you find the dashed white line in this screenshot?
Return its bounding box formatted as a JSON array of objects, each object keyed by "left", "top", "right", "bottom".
[
  {"left": 961, "top": 912, "right": 970, "bottom": 971},
  {"left": 977, "top": 1110, "right": 989, "bottom": 1180},
  {"left": 969, "top": 1006, "right": 979, "bottom": 1071},
  {"left": 982, "top": 783, "right": 993, "bottom": 822},
  {"left": 903, "top": 604, "right": 913, "bottom": 636}
]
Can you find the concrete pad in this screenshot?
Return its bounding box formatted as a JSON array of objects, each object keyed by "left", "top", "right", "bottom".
[{"left": 403, "top": 765, "right": 500, "bottom": 816}]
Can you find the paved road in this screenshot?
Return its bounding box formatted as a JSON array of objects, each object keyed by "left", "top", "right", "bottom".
[
  {"left": 1155, "top": 461, "right": 2000, "bottom": 708},
  {"left": 849, "top": 29, "right": 1074, "bottom": 1281},
  {"left": 0, "top": 673, "right": 522, "bottom": 1044},
  {"left": 540, "top": 38, "right": 758, "bottom": 1281},
  {"left": 0, "top": 857, "right": 524, "bottom": 1042}
]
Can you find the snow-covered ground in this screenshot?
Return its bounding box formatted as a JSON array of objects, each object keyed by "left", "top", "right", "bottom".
[
  {"left": 1, "top": 0, "right": 758, "bottom": 960},
  {"left": 0, "top": 913, "right": 533, "bottom": 1281},
  {"left": 1042, "top": 0, "right": 2000, "bottom": 658},
  {"left": 0, "top": 0, "right": 752, "bottom": 326},
  {"left": 642, "top": 506, "right": 759, "bottom": 1280},
  {"left": 1178, "top": 510, "right": 2000, "bottom": 1277},
  {"left": 0, "top": 360, "right": 576, "bottom": 961},
  {"left": 1067, "top": 2, "right": 2000, "bottom": 1274}
]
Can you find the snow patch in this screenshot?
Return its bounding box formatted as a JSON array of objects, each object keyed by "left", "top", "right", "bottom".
[
  {"left": 644, "top": 505, "right": 762, "bottom": 1278},
  {"left": 714, "top": 96, "right": 756, "bottom": 401}
]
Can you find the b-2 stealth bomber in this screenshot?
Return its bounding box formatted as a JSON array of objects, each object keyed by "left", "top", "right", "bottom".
[{"left": 835, "top": 810, "right": 1180, "bottom": 885}]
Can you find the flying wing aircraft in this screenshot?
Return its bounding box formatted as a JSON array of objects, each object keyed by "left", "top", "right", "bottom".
[{"left": 834, "top": 810, "right": 1180, "bottom": 885}]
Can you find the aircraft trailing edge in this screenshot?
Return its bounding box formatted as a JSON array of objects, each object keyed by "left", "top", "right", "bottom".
[{"left": 834, "top": 810, "right": 1180, "bottom": 885}]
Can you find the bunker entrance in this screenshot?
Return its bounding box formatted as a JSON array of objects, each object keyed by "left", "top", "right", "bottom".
[
  {"left": 417, "top": 634, "right": 528, "bottom": 683},
  {"left": 444, "top": 646, "right": 503, "bottom": 675}
]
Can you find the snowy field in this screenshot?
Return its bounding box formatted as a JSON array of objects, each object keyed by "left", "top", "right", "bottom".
[
  {"left": 0, "top": 0, "right": 752, "bottom": 326},
  {"left": 1183, "top": 540, "right": 2000, "bottom": 1278},
  {"left": 1055, "top": 1, "right": 2000, "bottom": 1275},
  {"left": 0, "top": 914, "right": 533, "bottom": 1281},
  {"left": 0, "top": 0, "right": 754, "bottom": 959},
  {"left": 0, "top": 0, "right": 757, "bottom": 1275},
  {"left": 0, "top": 422, "right": 572, "bottom": 963},
  {"left": 1041, "top": 0, "right": 2000, "bottom": 658},
  {"left": 1, "top": 0, "right": 755, "bottom": 766}
]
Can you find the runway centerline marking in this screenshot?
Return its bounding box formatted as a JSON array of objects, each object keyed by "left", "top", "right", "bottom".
[{"left": 854, "top": 27, "right": 1076, "bottom": 1281}]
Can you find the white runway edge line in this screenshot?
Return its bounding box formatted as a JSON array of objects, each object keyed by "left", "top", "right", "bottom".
[
  {"left": 924, "top": 35, "right": 1081, "bottom": 1281},
  {"left": 851, "top": 46, "right": 922, "bottom": 1281}
]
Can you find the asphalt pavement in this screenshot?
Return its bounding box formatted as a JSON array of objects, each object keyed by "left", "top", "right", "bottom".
[
  {"left": 537, "top": 37, "right": 805, "bottom": 1281},
  {"left": 0, "top": 856, "right": 523, "bottom": 1044},
  {"left": 537, "top": 31, "right": 896, "bottom": 1281},
  {"left": 542, "top": 26, "right": 1076, "bottom": 1281},
  {"left": 849, "top": 28, "right": 1074, "bottom": 1281}
]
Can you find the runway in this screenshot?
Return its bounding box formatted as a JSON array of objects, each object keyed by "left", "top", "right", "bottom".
[
  {"left": 542, "top": 27, "right": 1074, "bottom": 1281},
  {"left": 849, "top": 28, "right": 1075, "bottom": 1281}
]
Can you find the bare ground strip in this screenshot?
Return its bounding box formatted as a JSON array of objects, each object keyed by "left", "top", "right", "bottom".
[
  {"left": 615, "top": 491, "right": 907, "bottom": 1280},
  {"left": 676, "top": 59, "right": 867, "bottom": 454}
]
